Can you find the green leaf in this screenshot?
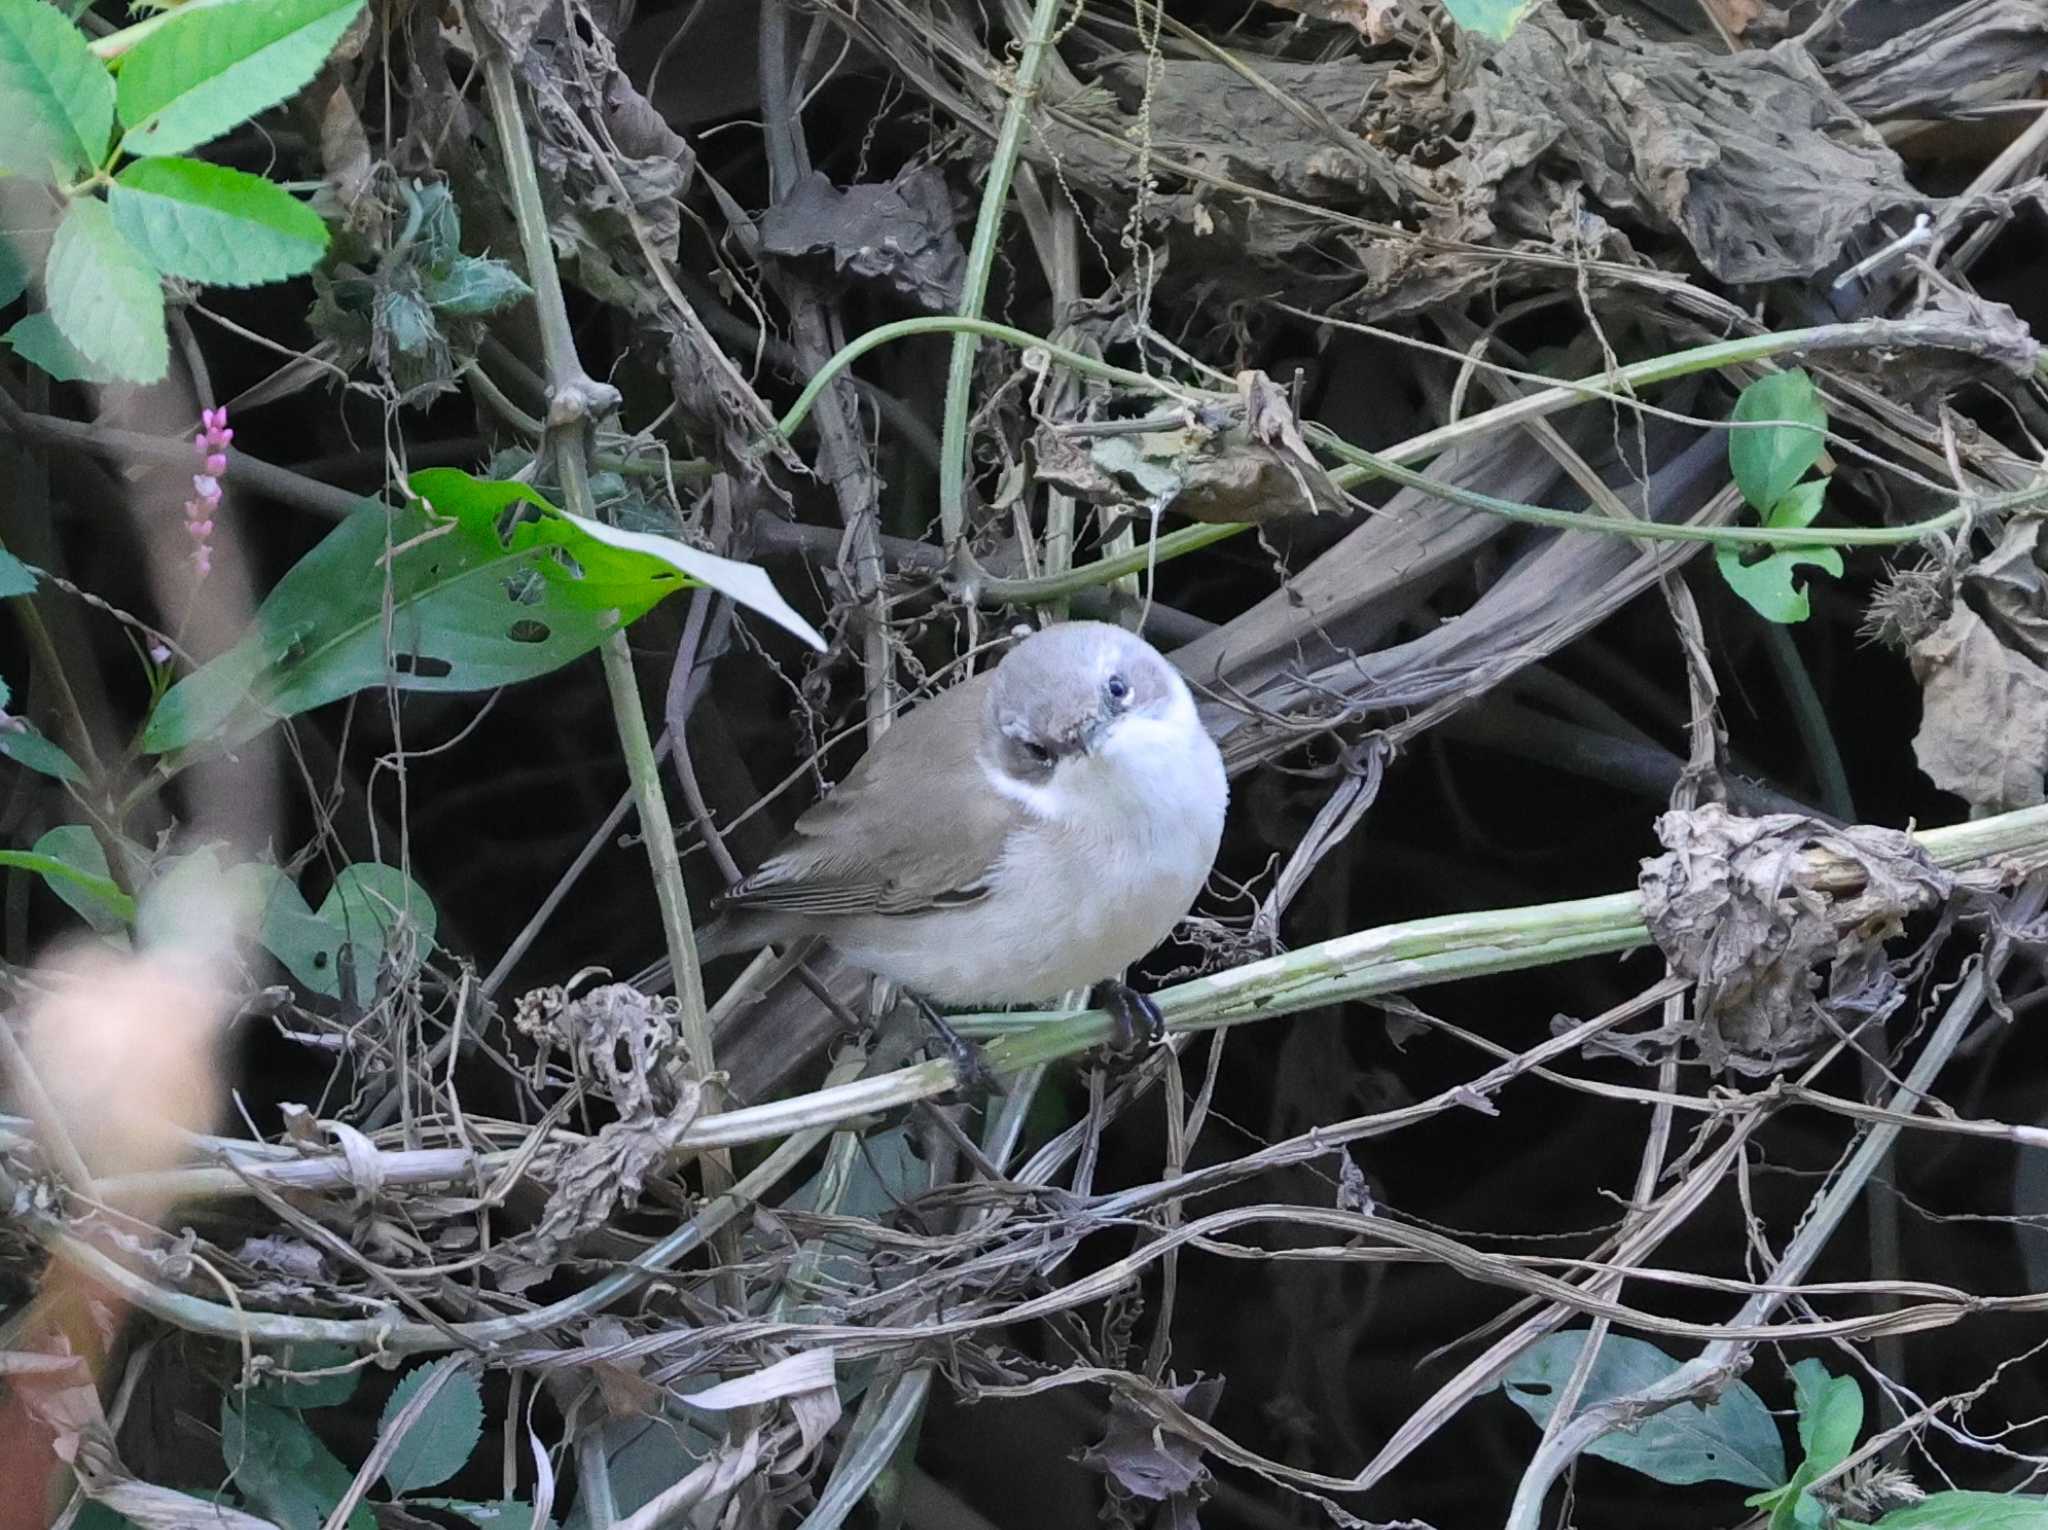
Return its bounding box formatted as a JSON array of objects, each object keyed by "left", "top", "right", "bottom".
[
  {"left": 3, "top": 826, "right": 134, "bottom": 928},
  {"left": 1437, "top": 0, "right": 1541, "bottom": 41},
  {"left": 425, "top": 254, "right": 531, "bottom": 317},
  {"left": 1715, "top": 542, "right": 1843, "bottom": 624},
  {"left": 222, "top": 1397, "right": 374, "bottom": 1530},
  {"left": 5, "top": 310, "right": 122, "bottom": 383},
  {"left": 0, "top": 551, "right": 35, "bottom": 597},
  {"left": 411, "top": 1503, "right": 542, "bottom": 1530},
  {"left": 1731, "top": 369, "right": 1827, "bottom": 514},
  {"left": 1876, "top": 1493, "right": 2048, "bottom": 1528},
  {"left": 1500, "top": 1332, "right": 1787, "bottom": 1489},
  {"left": 109, "top": 157, "right": 327, "bottom": 285},
  {"left": 253, "top": 1341, "right": 362, "bottom": 1409},
  {"left": 255, "top": 862, "right": 437, "bottom": 1000},
  {"left": 0, "top": 0, "right": 113, "bottom": 180},
  {"left": 1790, "top": 1359, "right": 1863, "bottom": 1474},
  {"left": 0, "top": 225, "right": 33, "bottom": 305},
  {"left": 0, "top": 719, "right": 85, "bottom": 782},
  {"left": 116, "top": 0, "right": 366, "bottom": 158},
  {"left": 1766, "top": 477, "right": 1830, "bottom": 532},
  {"left": 135, "top": 844, "right": 270, "bottom": 953},
  {"left": 379, "top": 1364, "right": 484, "bottom": 1495},
  {"left": 44, "top": 197, "right": 166, "bottom": 384},
  {"left": 145, "top": 471, "right": 820, "bottom": 753}
]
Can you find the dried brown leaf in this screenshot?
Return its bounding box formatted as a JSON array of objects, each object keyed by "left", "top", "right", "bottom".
[{"left": 1910, "top": 604, "right": 2048, "bottom": 813}]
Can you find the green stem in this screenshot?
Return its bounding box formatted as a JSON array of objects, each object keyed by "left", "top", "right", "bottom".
[
  {"left": 777, "top": 314, "right": 2031, "bottom": 604},
  {"left": 936, "top": 0, "right": 1071, "bottom": 548}
]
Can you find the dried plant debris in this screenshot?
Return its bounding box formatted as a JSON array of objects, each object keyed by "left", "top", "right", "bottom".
[
  {"left": 1081, "top": 1376, "right": 1225, "bottom": 1525},
  {"left": 1440, "top": 9, "right": 1920, "bottom": 285},
  {"left": 1639, "top": 806, "right": 1952, "bottom": 1073},
  {"left": 759, "top": 166, "right": 966, "bottom": 312},
  {"left": 1824, "top": 0, "right": 2048, "bottom": 121},
  {"left": 1035, "top": 370, "right": 1349, "bottom": 524}
]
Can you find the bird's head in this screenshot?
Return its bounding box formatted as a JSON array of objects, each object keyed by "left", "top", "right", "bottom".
[{"left": 982, "top": 621, "right": 1194, "bottom": 785}]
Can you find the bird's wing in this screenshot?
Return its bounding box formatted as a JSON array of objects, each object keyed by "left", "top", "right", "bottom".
[{"left": 721, "top": 672, "right": 1019, "bottom": 918}]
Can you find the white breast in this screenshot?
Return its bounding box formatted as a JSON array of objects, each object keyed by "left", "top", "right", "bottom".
[{"left": 832, "top": 685, "right": 1228, "bottom": 1005}]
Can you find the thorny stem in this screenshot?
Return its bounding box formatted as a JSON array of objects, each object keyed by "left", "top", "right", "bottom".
[
  {"left": 476, "top": 44, "right": 742, "bottom": 1271},
  {"left": 936, "top": 0, "right": 1071, "bottom": 551}
]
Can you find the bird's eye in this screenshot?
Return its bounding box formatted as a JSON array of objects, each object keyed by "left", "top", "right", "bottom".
[
  {"left": 1021, "top": 740, "right": 1054, "bottom": 767},
  {"left": 1106, "top": 673, "right": 1131, "bottom": 704}
]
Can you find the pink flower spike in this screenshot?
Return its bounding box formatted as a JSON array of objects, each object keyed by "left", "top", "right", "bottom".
[
  {"left": 192, "top": 474, "right": 220, "bottom": 500},
  {"left": 194, "top": 433, "right": 210, "bottom": 455},
  {"left": 205, "top": 453, "right": 228, "bottom": 476}
]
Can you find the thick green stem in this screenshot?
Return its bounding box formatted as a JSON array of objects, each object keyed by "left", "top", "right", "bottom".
[{"left": 936, "top": 0, "right": 1071, "bottom": 548}]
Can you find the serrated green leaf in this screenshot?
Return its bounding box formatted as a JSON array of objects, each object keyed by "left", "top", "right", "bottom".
[
  {"left": 5, "top": 827, "right": 134, "bottom": 929},
  {"left": 1715, "top": 541, "right": 1843, "bottom": 624},
  {"left": 379, "top": 1364, "right": 484, "bottom": 1495},
  {"left": 426, "top": 254, "right": 530, "bottom": 317},
  {"left": 1766, "top": 477, "right": 1830, "bottom": 532},
  {"left": 0, "top": 550, "right": 37, "bottom": 597},
  {"left": 116, "top": 0, "right": 366, "bottom": 158},
  {"left": 222, "top": 1397, "right": 374, "bottom": 1530},
  {"left": 0, "top": 719, "right": 84, "bottom": 782},
  {"left": 0, "top": 0, "right": 113, "bottom": 180},
  {"left": 109, "top": 157, "right": 327, "bottom": 285},
  {"left": 1731, "top": 369, "right": 1827, "bottom": 514},
  {"left": 145, "top": 471, "right": 818, "bottom": 753},
  {"left": 1876, "top": 1492, "right": 2048, "bottom": 1528},
  {"left": 1502, "top": 1332, "right": 1787, "bottom": 1489},
  {"left": 1438, "top": 0, "right": 1541, "bottom": 41},
  {"left": 254, "top": 1341, "right": 362, "bottom": 1409},
  {"left": 255, "top": 861, "right": 436, "bottom": 1000},
  {"left": 5, "top": 310, "right": 122, "bottom": 383},
  {"left": 44, "top": 197, "right": 166, "bottom": 383}
]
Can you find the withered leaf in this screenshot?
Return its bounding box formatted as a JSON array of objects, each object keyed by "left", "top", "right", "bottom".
[
  {"left": 758, "top": 166, "right": 965, "bottom": 313},
  {"left": 1910, "top": 604, "right": 2048, "bottom": 813}
]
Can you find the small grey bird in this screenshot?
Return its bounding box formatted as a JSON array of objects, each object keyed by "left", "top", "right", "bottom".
[{"left": 693, "top": 621, "right": 1228, "bottom": 1042}]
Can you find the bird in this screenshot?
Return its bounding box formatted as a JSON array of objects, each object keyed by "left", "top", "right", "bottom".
[{"left": 690, "top": 620, "right": 1229, "bottom": 1053}]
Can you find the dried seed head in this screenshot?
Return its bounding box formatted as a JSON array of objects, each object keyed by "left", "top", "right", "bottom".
[{"left": 1860, "top": 563, "right": 1951, "bottom": 650}]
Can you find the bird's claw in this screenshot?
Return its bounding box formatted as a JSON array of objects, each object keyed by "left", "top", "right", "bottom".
[
  {"left": 910, "top": 995, "right": 1000, "bottom": 1097},
  {"left": 1093, "top": 980, "right": 1166, "bottom": 1058}
]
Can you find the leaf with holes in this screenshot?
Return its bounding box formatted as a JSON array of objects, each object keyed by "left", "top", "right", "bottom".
[
  {"left": 144, "top": 472, "right": 818, "bottom": 752},
  {"left": 45, "top": 197, "right": 165, "bottom": 383},
  {"left": 1716, "top": 542, "right": 1843, "bottom": 624},
  {"left": 254, "top": 862, "right": 437, "bottom": 1001},
  {"left": 0, "top": 0, "right": 113, "bottom": 180},
  {"left": 116, "top": 0, "right": 365, "bottom": 158},
  {"left": 379, "top": 1365, "right": 483, "bottom": 1495},
  {"left": 1730, "top": 369, "right": 1827, "bottom": 515},
  {"left": 1502, "top": 1332, "right": 1786, "bottom": 1489},
  {"left": 109, "top": 157, "right": 328, "bottom": 285}
]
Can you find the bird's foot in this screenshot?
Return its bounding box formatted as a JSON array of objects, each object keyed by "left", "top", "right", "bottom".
[
  {"left": 1092, "top": 980, "right": 1166, "bottom": 1058},
  {"left": 910, "top": 995, "right": 1000, "bottom": 1097}
]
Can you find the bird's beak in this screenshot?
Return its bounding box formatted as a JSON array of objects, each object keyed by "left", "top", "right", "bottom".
[{"left": 1077, "top": 714, "right": 1111, "bottom": 755}]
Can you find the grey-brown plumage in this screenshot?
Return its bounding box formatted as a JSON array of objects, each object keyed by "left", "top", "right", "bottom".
[{"left": 690, "top": 621, "right": 1228, "bottom": 1006}]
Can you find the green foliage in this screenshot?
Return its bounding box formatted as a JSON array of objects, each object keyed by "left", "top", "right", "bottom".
[
  {"left": 45, "top": 197, "right": 166, "bottom": 382},
  {"left": 253, "top": 1342, "right": 363, "bottom": 1409},
  {"left": 8, "top": 826, "right": 133, "bottom": 928},
  {"left": 1501, "top": 1332, "right": 1787, "bottom": 1489},
  {"left": 1747, "top": 1360, "right": 1864, "bottom": 1530},
  {"left": 0, "top": 234, "right": 27, "bottom": 305},
  {"left": 0, "top": 551, "right": 38, "bottom": 596},
  {"left": 0, "top": 0, "right": 112, "bottom": 180},
  {"left": 110, "top": 157, "right": 328, "bottom": 284},
  {"left": 3, "top": 311, "right": 122, "bottom": 382},
  {"left": 222, "top": 1397, "right": 376, "bottom": 1530},
  {"left": 425, "top": 255, "right": 532, "bottom": 317},
  {"left": 1731, "top": 370, "right": 1829, "bottom": 513},
  {"left": 256, "top": 861, "right": 438, "bottom": 1000},
  {"left": 145, "top": 470, "right": 819, "bottom": 752},
  {"left": 378, "top": 1365, "right": 484, "bottom": 1495},
  {"left": 1438, "top": 0, "right": 1541, "bottom": 41},
  {"left": 1718, "top": 370, "right": 1841, "bottom": 624},
  {"left": 1873, "top": 1493, "right": 2048, "bottom": 1528},
  {"left": 116, "top": 0, "right": 367, "bottom": 158},
  {"left": 0, "top": 673, "right": 84, "bottom": 782},
  {"left": 412, "top": 1500, "right": 544, "bottom": 1530}
]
